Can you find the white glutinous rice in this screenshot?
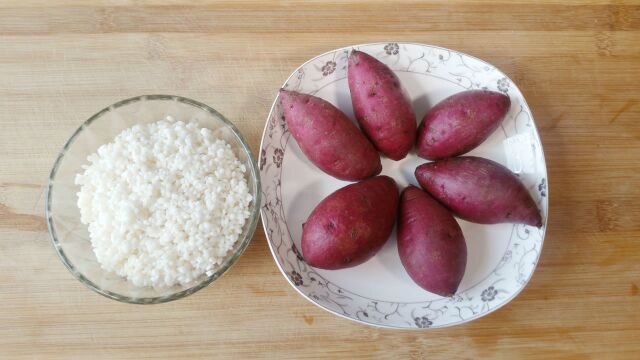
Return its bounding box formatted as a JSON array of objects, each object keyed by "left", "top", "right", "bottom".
[{"left": 75, "top": 117, "right": 253, "bottom": 288}]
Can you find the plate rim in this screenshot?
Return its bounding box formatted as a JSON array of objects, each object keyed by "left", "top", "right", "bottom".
[{"left": 259, "top": 42, "right": 549, "bottom": 329}]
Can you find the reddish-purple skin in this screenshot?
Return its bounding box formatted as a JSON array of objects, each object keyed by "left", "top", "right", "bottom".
[
  {"left": 302, "top": 176, "right": 399, "bottom": 270},
  {"left": 279, "top": 89, "right": 382, "bottom": 181},
  {"left": 415, "top": 156, "right": 543, "bottom": 227},
  {"left": 348, "top": 50, "right": 417, "bottom": 160},
  {"left": 398, "top": 186, "right": 467, "bottom": 297},
  {"left": 417, "top": 90, "right": 511, "bottom": 160}
]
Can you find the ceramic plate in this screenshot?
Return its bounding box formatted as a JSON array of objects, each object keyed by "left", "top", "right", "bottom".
[{"left": 259, "top": 42, "right": 548, "bottom": 329}]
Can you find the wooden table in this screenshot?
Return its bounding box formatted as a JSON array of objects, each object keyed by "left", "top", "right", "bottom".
[{"left": 1, "top": 1, "right": 639, "bottom": 358}]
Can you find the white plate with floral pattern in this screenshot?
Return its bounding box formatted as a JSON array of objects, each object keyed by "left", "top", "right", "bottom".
[{"left": 259, "top": 42, "right": 548, "bottom": 329}]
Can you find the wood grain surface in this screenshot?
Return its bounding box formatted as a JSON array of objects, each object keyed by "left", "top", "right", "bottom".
[{"left": 1, "top": 1, "right": 639, "bottom": 359}]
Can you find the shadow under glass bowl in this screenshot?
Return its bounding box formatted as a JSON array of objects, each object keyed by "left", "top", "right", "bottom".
[{"left": 46, "top": 95, "right": 261, "bottom": 304}]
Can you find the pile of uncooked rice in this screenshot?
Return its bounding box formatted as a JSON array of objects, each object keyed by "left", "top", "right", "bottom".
[{"left": 75, "top": 117, "right": 252, "bottom": 288}]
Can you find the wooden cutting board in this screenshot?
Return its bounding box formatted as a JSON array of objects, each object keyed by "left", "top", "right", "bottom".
[{"left": 1, "top": 1, "right": 639, "bottom": 358}]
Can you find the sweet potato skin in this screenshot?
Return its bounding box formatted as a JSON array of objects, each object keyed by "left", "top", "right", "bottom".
[
  {"left": 301, "top": 176, "right": 399, "bottom": 270},
  {"left": 415, "top": 156, "right": 543, "bottom": 227},
  {"left": 398, "top": 186, "right": 467, "bottom": 296},
  {"left": 416, "top": 90, "right": 511, "bottom": 160},
  {"left": 348, "top": 50, "right": 416, "bottom": 160},
  {"left": 279, "top": 89, "right": 382, "bottom": 181}
]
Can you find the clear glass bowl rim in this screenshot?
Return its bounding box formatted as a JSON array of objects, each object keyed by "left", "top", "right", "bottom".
[{"left": 45, "top": 94, "right": 262, "bottom": 304}]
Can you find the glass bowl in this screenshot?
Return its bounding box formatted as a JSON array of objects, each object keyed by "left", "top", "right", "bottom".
[{"left": 46, "top": 95, "right": 261, "bottom": 304}]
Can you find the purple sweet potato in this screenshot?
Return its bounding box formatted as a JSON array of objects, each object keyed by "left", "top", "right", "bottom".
[
  {"left": 416, "top": 90, "right": 511, "bottom": 160},
  {"left": 415, "top": 156, "right": 542, "bottom": 227},
  {"left": 280, "top": 89, "right": 381, "bottom": 181},
  {"left": 398, "top": 186, "right": 467, "bottom": 296},
  {"left": 348, "top": 50, "right": 416, "bottom": 160},
  {"left": 302, "top": 176, "right": 399, "bottom": 270}
]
